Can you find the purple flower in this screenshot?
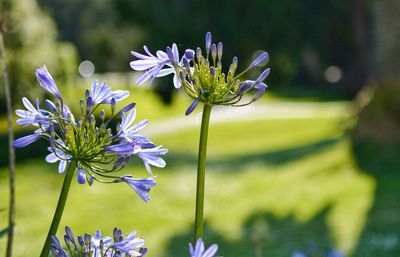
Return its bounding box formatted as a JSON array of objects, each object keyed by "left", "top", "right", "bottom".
[
  {"left": 45, "top": 143, "right": 72, "bottom": 174},
  {"left": 91, "top": 230, "right": 112, "bottom": 257},
  {"left": 88, "top": 81, "right": 129, "bottom": 104},
  {"left": 12, "top": 132, "right": 42, "bottom": 148},
  {"left": 117, "top": 109, "right": 149, "bottom": 142},
  {"left": 130, "top": 44, "right": 181, "bottom": 88},
  {"left": 50, "top": 236, "right": 69, "bottom": 257},
  {"left": 112, "top": 231, "right": 145, "bottom": 256},
  {"left": 189, "top": 239, "right": 218, "bottom": 257},
  {"left": 121, "top": 176, "right": 157, "bottom": 202},
  {"left": 36, "top": 66, "right": 63, "bottom": 100},
  {"left": 137, "top": 146, "right": 168, "bottom": 175},
  {"left": 15, "top": 97, "right": 50, "bottom": 127}
]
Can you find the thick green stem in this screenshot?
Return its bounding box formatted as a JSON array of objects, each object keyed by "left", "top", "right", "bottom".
[
  {"left": 194, "top": 104, "right": 212, "bottom": 242},
  {"left": 40, "top": 162, "right": 75, "bottom": 257}
]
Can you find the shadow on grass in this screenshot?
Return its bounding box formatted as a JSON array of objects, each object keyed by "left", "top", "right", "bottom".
[
  {"left": 164, "top": 137, "right": 342, "bottom": 171},
  {"left": 351, "top": 140, "right": 400, "bottom": 257},
  {"left": 163, "top": 210, "right": 336, "bottom": 257}
]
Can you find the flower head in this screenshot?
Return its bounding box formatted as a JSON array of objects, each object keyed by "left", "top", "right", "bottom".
[
  {"left": 189, "top": 239, "right": 218, "bottom": 257},
  {"left": 131, "top": 32, "right": 270, "bottom": 114},
  {"left": 50, "top": 227, "right": 147, "bottom": 257},
  {"left": 13, "top": 66, "right": 167, "bottom": 202}
]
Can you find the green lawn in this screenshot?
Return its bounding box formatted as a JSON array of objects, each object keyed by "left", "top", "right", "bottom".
[{"left": 0, "top": 90, "right": 399, "bottom": 257}]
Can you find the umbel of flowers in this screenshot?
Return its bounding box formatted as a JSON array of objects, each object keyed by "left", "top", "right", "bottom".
[
  {"left": 130, "top": 31, "right": 269, "bottom": 115},
  {"left": 50, "top": 226, "right": 218, "bottom": 257},
  {"left": 13, "top": 66, "right": 167, "bottom": 200},
  {"left": 130, "top": 32, "right": 270, "bottom": 241},
  {"left": 13, "top": 66, "right": 167, "bottom": 257}
]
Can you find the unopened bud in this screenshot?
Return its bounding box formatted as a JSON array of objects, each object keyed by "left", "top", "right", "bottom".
[
  {"left": 111, "top": 98, "right": 116, "bottom": 114},
  {"left": 248, "top": 51, "right": 268, "bottom": 69},
  {"left": 196, "top": 47, "right": 203, "bottom": 61},
  {"left": 217, "top": 42, "right": 223, "bottom": 61},
  {"left": 211, "top": 44, "right": 217, "bottom": 62},
  {"left": 205, "top": 32, "right": 212, "bottom": 55},
  {"left": 184, "top": 49, "right": 195, "bottom": 60}
]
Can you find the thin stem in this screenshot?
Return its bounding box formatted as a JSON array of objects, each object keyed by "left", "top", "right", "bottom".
[
  {"left": 40, "top": 162, "right": 75, "bottom": 257},
  {"left": 194, "top": 103, "right": 212, "bottom": 242},
  {"left": 1, "top": 29, "right": 15, "bottom": 257}
]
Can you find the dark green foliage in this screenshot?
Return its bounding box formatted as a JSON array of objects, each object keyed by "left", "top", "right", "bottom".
[
  {"left": 37, "top": 0, "right": 369, "bottom": 101},
  {"left": 0, "top": 0, "right": 78, "bottom": 114}
]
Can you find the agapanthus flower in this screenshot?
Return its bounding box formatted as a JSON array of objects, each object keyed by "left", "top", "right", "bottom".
[
  {"left": 130, "top": 44, "right": 182, "bottom": 88},
  {"left": 131, "top": 32, "right": 270, "bottom": 115},
  {"left": 50, "top": 226, "right": 147, "bottom": 257},
  {"left": 13, "top": 66, "right": 167, "bottom": 202},
  {"left": 189, "top": 238, "right": 218, "bottom": 257}
]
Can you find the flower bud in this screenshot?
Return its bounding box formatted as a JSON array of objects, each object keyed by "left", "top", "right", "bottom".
[
  {"left": 248, "top": 51, "right": 268, "bottom": 68},
  {"left": 86, "top": 96, "right": 93, "bottom": 114},
  {"left": 205, "top": 32, "right": 212, "bottom": 55},
  {"left": 184, "top": 49, "right": 195, "bottom": 60},
  {"left": 84, "top": 234, "right": 91, "bottom": 246},
  {"left": 210, "top": 67, "right": 216, "bottom": 78},
  {"left": 111, "top": 98, "right": 116, "bottom": 114},
  {"left": 211, "top": 44, "right": 217, "bottom": 62},
  {"left": 88, "top": 175, "right": 94, "bottom": 186},
  {"left": 183, "top": 58, "right": 191, "bottom": 72},
  {"left": 100, "top": 110, "right": 105, "bottom": 121},
  {"left": 229, "top": 57, "right": 238, "bottom": 75},
  {"left": 77, "top": 167, "right": 86, "bottom": 184},
  {"left": 179, "top": 71, "right": 186, "bottom": 82},
  {"left": 196, "top": 47, "right": 203, "bottom": 61},
  {"left": 217, "top": 42, "right": 223, "bottom": 61},
  {"left": 45, "top": 99, "right": 58, "bottom": 113},
  {"left": 185, "top": 98, "right": 199, "bottom": 116},
  {"left": 255, "top": 68, "right": 271, "bottom": 83},
  {"left": 77, "top": 235, "right": 84, "bottom": 247},
  {"left": 89, "top": 115, "right": 95, "bottom": 124}
]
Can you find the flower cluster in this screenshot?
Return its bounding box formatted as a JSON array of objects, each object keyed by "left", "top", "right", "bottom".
[
  {"left": 50, "top": 227, "right": 218, "bottom": 257},
  {"left": 130, "top": 32, "right": 270, "bottom": 115},
  {"left": 50, "top": 226, "right": 147, "bottom": 257},
  {"left": 13, "top": 66, "right": 167, "bottom": 202}
]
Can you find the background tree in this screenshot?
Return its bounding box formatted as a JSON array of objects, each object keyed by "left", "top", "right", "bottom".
[{"left": 0, "top": 0, "right": 77, "bottom": 114}]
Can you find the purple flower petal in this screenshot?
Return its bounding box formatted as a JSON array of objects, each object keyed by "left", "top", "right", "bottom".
[
  {"left": 35, "top": 66, "right": 63, "bottom": 100},
  {"left": 121, "top": 176, "right": 157, "bottom": 202},
  {"left": 248, "top": 51, "right": 269, "bottom": 69},
  {"left": 12, "top": 133, "right": 41, "bottom": 148}
]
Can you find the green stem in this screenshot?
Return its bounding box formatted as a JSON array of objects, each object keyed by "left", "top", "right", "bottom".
[
  {"left": 1, "top": 28, "right": 16, "bottom": 257},
  {"left": 194, "top": 104, "right": 212, "bottom": 242},
  {"left": 40, "top": 162, "right": 75, "bottom": 257}
]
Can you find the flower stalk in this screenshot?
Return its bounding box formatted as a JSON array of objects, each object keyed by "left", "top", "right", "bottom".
[
  {"left": 194, "top": 103, "right": 212, "bottom": 241},
  {"left": 40, "top": 161, "right": 74, "bottom": 257},
  {"left": 0, "top": 26, "right": 16, "bottom": 257}
]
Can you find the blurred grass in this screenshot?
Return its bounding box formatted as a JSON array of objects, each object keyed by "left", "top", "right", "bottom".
[{"left": 0, "top": 84, "right": 398, "bottom": 257}]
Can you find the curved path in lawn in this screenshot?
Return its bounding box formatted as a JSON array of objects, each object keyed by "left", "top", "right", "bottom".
[{"left": 144, "top": 101, "right": 354, "bottom": 136}]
